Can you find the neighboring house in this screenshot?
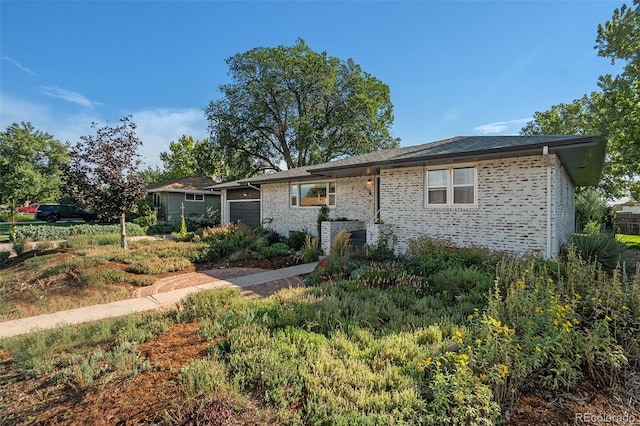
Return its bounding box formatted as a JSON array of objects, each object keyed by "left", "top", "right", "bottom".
[
  {"left": 215, "top": 135, "right": 606, "bottom": 258},
  {"left": 613, "top": 202, "right": 640, "bottom": 235},
  {"left": 147, "top": 176, "right": 221, "bottom": 223}
]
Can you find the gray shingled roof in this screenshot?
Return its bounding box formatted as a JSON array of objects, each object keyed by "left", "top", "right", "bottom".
[
  {"left": 147, "top": 176, "right": 220, "bottom": 192},
  {"left": 213, "top": 135, "right": 606, "bottom": 188}
]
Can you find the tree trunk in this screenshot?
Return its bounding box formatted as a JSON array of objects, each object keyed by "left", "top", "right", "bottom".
[{"left": 120, "top": 212, "right": 128, "bottom": 249}]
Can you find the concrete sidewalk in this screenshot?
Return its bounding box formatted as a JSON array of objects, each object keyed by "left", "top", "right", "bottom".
[{"left": 0, "top": 262, "right": 317, "bottom": 339}]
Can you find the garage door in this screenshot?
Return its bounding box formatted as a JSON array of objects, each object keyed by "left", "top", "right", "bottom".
[{"left": 229, "top": 201, "right": 260, "bottom": 227}]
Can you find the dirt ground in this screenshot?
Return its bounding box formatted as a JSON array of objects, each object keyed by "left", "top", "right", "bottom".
[{"left": 0, "top": 279, "right": 302, "bottom": 426}]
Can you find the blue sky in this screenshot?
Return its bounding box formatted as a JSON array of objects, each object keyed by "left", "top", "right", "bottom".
[{"left": 0, "top": 0, "right": 624, "bottom": 168}]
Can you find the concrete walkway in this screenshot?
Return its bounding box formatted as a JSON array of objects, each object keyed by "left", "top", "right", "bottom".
[{"left": 0, "top": 262, "right": 317, "bottom": 339}]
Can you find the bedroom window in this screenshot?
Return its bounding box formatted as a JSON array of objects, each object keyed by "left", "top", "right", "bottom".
[
  {"left": 426, "top": 166, "right": 476, "bottom": 206},
  {"left": 185, "top": 193, "right": 204, "bottom": 202},
  {"left": 290, "top": 181, "right": 336, "bottom": 208}
]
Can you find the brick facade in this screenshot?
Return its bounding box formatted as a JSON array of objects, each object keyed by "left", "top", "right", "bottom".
[
  {"left": 261, "top": 177, "right": 375, "bottom": 237},
  {"left": 231, "top": 153, "right": 574, "bottom": 258}
]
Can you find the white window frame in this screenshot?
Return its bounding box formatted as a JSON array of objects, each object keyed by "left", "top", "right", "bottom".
[
  {"left": 425, "top": 165, "right": 477, "bottom": 208},
  {"left": 290, "top": 181, "right": 336, "bottom": 208},
  {"left": 185, "top": 193, "right": 204, "bottom": 202}
]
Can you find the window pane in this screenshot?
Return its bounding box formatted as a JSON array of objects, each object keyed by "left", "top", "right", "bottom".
[
  {"left": 453, "top": 168, "right": 474, "bottom": 185},
  {"left": 290, "top": 185, "right": 298, "bottom": 206},
  {"left": 453, "top": 186, "right": 474, "bottom": 204},
  {"left": 186, "top": 194, "right": 194, "bottom": 200},
  {"left": 428, "top": 169, "right": 448, "bottom": 186},
  {"left": 195, "top": 194, "right": 204, "bottom": 201},
  {"left": 428, "top": 189, "right": 447, "bottom": 204},
  {"left": 300, "top": 183, "right": 327, "bottom": 206},
  {"left": 328, "top": 194, "right": 336, "bottom": 206},
  {"left": 329, "top": 182, "right": 336, "bottom": 193}
]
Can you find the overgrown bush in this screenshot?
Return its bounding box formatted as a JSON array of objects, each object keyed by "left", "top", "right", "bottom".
[
  {"left": 407, "top": 236, "right": 503, "bottom": 276},
  {"left": 568, "top": 232, "right": 629, "bottom": 272},
  {"left": 200, "top": 223, "right": 258, "bottom": 262},
  {"left": 469, "top": 248, "right": 639, "bottom": 404},
  {"left": 0, "top": 251, "right": 9, "bottom": 264}
]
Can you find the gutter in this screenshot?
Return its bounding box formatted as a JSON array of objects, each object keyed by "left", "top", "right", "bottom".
[{"left": 543, "top": 146, "right": 552, "bottom": 258}]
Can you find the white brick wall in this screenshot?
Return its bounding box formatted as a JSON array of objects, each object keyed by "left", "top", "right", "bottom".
[
  {"left": 380, "top": 155, "right": 553, "bottom": 256},
  {"left": 552, "top": 160, "right": 575, "bottom": 255},
  {"left": 262, "top": 176, "right": 375, "bottom": 237},
  {"left": 257, "top": 154, "right": 574, "bottom": 258}
]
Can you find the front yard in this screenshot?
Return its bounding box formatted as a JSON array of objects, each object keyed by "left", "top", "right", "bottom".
[
  {"left": 0, "top": 223, "right": 305, "bottom": 320},
  {"left": 1, "top": 231, "right": 639, "bottom": 425}
]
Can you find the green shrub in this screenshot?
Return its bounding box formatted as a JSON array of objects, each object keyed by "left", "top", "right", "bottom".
[
  {"left": 568, "top": 232, "right": 629, "bottom": 272},
  {"left": 286, "top": 230, "right": 309, "bottom": 251},
  {"left": 469, "top": 249, "right": 639, "bottom": 404},
  {"left": 147, "top": 221, "right": 180, "bottom": 235},
  {"left": 422, "top": 358, "right": 500, "bottom": 425},
  {"left": 294, "top": 234, "right": 321, "bottom": 263},
  {"left": 428, "top": 266, "right": 492, "bottom": 304},
  {"left": 200, "top": 223, "right": 258, "bottom": 262},
  {"left": 365, "top": 229, "right": 397, "bottom": 262},
  {"left": 352, "top": 261, "right": 428, "bottom": 292},
  {"left": 82, "top": 269, "right": 130, "bottom": 286},
  {"left": 407, "top": 236, "right": 503, "bottom": 276},
  {"left": 66, "top": 233, "right": 121, "bottom": 247},
  {"left": 16, "top": 223, "right": 146, "bottom": 242},
  {"left": 0, "top": 212, "right": 35, "bottom": 222},
  {"left": 180, "top": 358, "right": 227, "bottom": 396},
  {"left": 126, "top": 256, "right": 192, "bottom": 274},
  {"left": 256, "top": 242, "right": 292, "bottom": 258},
  {"left": 126, "top": 199, "right": 157, "bottom": 228},
  {"left": 583, "top": 220, "right": 602, "bottom": 236},
  {"left": 0, "top": 251, "right": 10, "bottom": 264}
]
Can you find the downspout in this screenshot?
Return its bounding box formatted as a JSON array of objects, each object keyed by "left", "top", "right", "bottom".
[
  {"left": 246, "top": 183, "right": 263, "bottom": 226},
  {"left": 543, "top": 146, "right": 552, "bottom": 258}
]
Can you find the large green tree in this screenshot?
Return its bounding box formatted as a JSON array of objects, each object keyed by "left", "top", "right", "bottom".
[
  {"left": 0, "top": 122, "right": 68, "bottom": 222},
  {"left": 205, "top": 39, "right": 399, "bottom": 177},
  {"left": 63, "top": 116, "right": 147, "bottom": 249},
  {"left": 158, "top": 135, "right": 224, "bottom": 180},
  {"left": 522, "top": 1, "right": 640, "bottom": 200}
]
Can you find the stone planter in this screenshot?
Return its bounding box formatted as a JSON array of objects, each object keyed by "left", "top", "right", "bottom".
[{"left": 320, "top": 220, "right": 365, "bottom": 254}]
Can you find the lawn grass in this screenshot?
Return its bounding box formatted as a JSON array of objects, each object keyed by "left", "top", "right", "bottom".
[{"left": 617, "top": 233, "right": 640, "bottom": 250}]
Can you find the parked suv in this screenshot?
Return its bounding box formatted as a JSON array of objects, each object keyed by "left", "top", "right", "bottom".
[{"left": 35, "top": 204, "right": 97, "bottom": 223}]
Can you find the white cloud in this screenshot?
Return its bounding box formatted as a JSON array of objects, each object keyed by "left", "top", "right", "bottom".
[
  {"left": 473, "top": 118, "right": 531, "bottom": 135},
  {"left": 0, "top": 94, "right": 207, "bottom": 168},
  {"left": 39, "top": 85, "right": 99, "bottom": 109},
  {"left": 132, "top": 108, "right": 208, "bottom": 168},
  {"left": 1, "top": 56, "right": 37, "bottom": 76}
]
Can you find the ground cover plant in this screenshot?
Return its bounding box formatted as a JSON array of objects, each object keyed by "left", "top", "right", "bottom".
[
  {"left": 1, "top": 235, "right": 638, "bottom": 424},
  {"left": 0, "top": 223, "right": 305, "bottom": 320}
]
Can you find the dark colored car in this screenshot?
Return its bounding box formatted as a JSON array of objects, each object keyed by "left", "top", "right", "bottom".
[{"left": 35, "top": 204, "right": 97, "bottom": 223}]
